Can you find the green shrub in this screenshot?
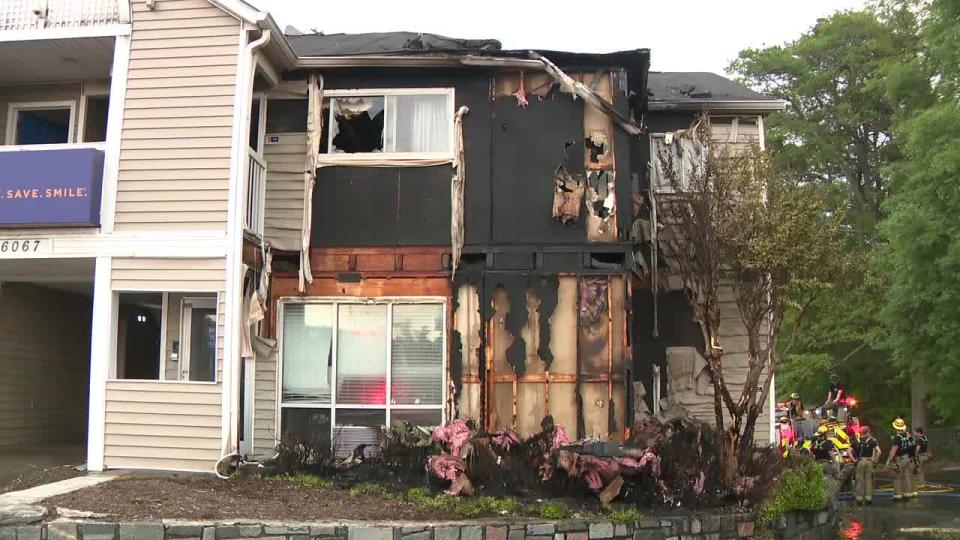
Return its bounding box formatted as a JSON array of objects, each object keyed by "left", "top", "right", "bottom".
[{"left": 758, "top": 460, "right": 828, "bottom": 526}]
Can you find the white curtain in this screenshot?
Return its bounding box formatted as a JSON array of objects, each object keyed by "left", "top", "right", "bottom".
[
  {"left": 281, "top": 303, "right": 333, "bottom": 402},
  {"left": 388, "top": 94, "right": 450, "bottom": 153}
]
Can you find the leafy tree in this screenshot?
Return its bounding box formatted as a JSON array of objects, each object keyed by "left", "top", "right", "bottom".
[
  {"left": 877, "top": 0, "right": 960, "bottom": 423},
  {"left": 729, "top": 4, "right": 928, "bottom": 240},
  {"left": 728, "top": 2, "right": 930, "bottom": 427},
  {"left": 657, "top": 118, "right": 847, "bottom": 474}
]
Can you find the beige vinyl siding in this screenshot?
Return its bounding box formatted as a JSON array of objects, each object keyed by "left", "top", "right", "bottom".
[
  {"left": 0, "top": 83, "right": 82, "bottom": 144},
  {"left": 252, "top": 344, "right": 278, "bottom": 458},
  {"left": 0, "top": 284, "right": 91, "bottom": 447},
  {"left": 263, "top": 132, "right": 306, "bottom": 251},
  {"left": 104, "top": 380, "right": 221, "bottom": 471},
  {"left": 115, "top": 0, "right": 242, "bottom": 231}
]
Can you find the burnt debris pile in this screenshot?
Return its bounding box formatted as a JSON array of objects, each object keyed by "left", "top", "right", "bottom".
[{"left": 266, "top": 415, "right": 783, "bottom": 509}]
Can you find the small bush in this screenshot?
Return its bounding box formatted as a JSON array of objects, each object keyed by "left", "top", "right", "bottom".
[
  {"left": 603, "top": 505, "right": 644, "bottom": 523},
  {"left": 758, "top": 459, "right": 828, "bottom": 527}
]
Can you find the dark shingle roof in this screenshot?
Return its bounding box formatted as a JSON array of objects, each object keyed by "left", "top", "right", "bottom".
[
  {"left": 647, "top": 71, "right": 778, "bottom": 103},
  {"left": 287, "top": 32, "right": 502, "bottom": 57}
]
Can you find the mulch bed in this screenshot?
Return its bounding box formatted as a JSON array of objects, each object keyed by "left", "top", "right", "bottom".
[
  {"left": 44, "top": 475, "right": 458, "bottom": 522},
  {"left": 1, "top": 465, "right": 83, "bottom": 495}
]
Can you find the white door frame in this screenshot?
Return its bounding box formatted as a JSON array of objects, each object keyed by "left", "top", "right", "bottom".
[{"left": 179, "top": 297, "right": 218, "bottom": 381}]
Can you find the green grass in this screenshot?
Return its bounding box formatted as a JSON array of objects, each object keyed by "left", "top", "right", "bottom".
[
  {"left": 277, "top": 478, "right": 581, "bottom": 521},
  {"left": 348, "top": 482, "right": 394, "bottom": 499},
  {"left": 274, "top": 474, "right": 335, "bottom": 489},
  {"left": 527, "top": 501, "right": 571, "bottom": 520},
  {"left": 602, "top": 505, "right": 644, "bottom": 523}
]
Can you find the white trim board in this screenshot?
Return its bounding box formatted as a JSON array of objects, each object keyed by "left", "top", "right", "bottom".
[
  {"left": 0, "top": 24, "right": 131, "bottom": 42},
  {"left": 0, "top": 231, "right": 229, "bottom": 260}
]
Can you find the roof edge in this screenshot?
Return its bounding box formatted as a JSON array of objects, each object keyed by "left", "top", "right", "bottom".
[{"left": 648, "top": 99, "right": 786, "bottom": 113}]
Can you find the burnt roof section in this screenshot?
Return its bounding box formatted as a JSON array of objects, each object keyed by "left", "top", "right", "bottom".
[
  {"left": 287, "top": 31, "right": 503, "bottom": 57},
  {"left": 647, "top": 71, "right": 779, "bottom": 104},
  {"left": 286, "top": 31, "right": 648, "bottom": 70}
]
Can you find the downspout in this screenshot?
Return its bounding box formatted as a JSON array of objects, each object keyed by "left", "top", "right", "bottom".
[{"left": 222, "top": 28, "right": 271, "bottom": 469}]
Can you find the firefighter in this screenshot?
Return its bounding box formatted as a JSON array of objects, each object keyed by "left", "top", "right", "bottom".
[
  {"left": 852, "top": 425, "right": 880, "bottom": 505},
  {"left": 913, "top": 427, "right": 931, "bottom": 489},
  {"left": 778, "top": 416, "right": 796, "bottom": 457},
  {"left": 813, "top": 425, "right": 840, "bottom": 474},
  {"left": 886, "top": 417, "right": 915, "bottom": 501},
  {"left": 823, "top": 374, "right": 846, "bottom": 418},
  {"left": 788, "top": 392, "right": 804, "bottom": 419}
]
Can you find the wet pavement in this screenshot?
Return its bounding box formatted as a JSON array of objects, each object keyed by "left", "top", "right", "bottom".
[{"left": 839, "top": 469, "right": 960, "bottom": 539}]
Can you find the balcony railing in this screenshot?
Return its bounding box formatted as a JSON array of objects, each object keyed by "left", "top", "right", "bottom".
[
  {"left": 245, "top": 149, "right": 267, "bottom": 236},
  {"left": 0, "top": 0, "right": 121, "bottom": 32}
]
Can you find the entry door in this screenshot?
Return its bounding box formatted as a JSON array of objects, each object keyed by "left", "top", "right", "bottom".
[{"left": 181, "top": 298, "right": 217, "bottom": 382}]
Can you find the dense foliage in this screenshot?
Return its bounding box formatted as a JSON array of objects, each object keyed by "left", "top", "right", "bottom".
[{"left": 730, "top": 0, "right": 960, "bottom": 426}]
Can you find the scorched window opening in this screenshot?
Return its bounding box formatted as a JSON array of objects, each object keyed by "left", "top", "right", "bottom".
[{"left": 322, "top": 88, "right": 455, "bottom": 160}]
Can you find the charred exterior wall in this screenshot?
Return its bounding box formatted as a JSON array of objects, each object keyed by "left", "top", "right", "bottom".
[{"left": 292, "top": 63, "right": 643, "bottom": 441}]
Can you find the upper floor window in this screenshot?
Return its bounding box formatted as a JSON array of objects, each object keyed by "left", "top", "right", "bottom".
[
  {"left": 6, "top": 101, "right": 75, "bottom": 145},
  {"left": 323, "top": 89, "right": 454, "bottom": 160}
]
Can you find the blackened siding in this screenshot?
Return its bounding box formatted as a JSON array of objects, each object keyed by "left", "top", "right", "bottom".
[
  {"left": 490, "top": 93, "right": 585, "bottom": 244},
  {"left": 310, "top": 69, "right": 492, "bottom": 246}
]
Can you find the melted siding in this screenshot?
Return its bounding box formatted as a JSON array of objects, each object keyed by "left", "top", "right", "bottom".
[
  {"left": 262, "top": 132, "right": 307, "bottom": 251},
  {"left": 114, "top": 0, "right": 241, "bottom": 231}
]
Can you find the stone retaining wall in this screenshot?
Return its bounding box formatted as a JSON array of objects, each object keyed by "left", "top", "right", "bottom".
[{"left": 0, "top": 509, "right": 838, "bottom": 540}]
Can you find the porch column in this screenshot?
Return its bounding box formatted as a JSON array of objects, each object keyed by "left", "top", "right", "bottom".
[{"left": 86, "top": 256, "right": 114, "bottom": 472}]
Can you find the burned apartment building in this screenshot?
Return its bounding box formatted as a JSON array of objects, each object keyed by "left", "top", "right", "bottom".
[
  {"left": 253, "top": 33, "right": 785, "bottom": 457},
  {"left": 0, "top": 0, "right": 783, "bottom": 474}
]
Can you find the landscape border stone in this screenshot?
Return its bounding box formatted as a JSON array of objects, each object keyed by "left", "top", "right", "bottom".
[{"left": 0, "top": 509, "right": 837, "bottom": 540}]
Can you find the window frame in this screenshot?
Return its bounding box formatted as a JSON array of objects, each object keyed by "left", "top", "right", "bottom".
[
  {"left": 5, "top": 100, "right": 77, "bottom": 146},
  {"left": 276, "top": 296, "right": 448, "bottom": 447},
  {"left": 322, "top": 88, "right": 456, "bottom": 162},
  {"left": 109, "top": 289, "right": 221, "bottom": 385}
]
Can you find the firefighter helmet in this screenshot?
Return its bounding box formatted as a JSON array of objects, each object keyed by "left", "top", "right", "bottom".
[{"left": 892, "top": 418, "right": 907, "bottom": 431}]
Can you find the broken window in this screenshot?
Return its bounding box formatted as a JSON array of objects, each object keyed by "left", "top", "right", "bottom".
[{"left": 323, "top": 90, "right": 453, "bottom": 157}]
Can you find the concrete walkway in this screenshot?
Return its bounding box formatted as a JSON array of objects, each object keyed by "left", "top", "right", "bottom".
[{"left": 0, "top": 473, "right": 119, "bottom": 526}]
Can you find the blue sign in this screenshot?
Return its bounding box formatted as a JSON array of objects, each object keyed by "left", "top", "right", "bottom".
[{"left": 0, "top": 147, "right": 103, "bottom": 227}]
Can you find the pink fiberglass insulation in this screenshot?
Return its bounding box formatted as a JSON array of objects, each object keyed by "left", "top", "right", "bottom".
[{"left": 431, "top": 419, "right": 471, "bottom": 456}]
